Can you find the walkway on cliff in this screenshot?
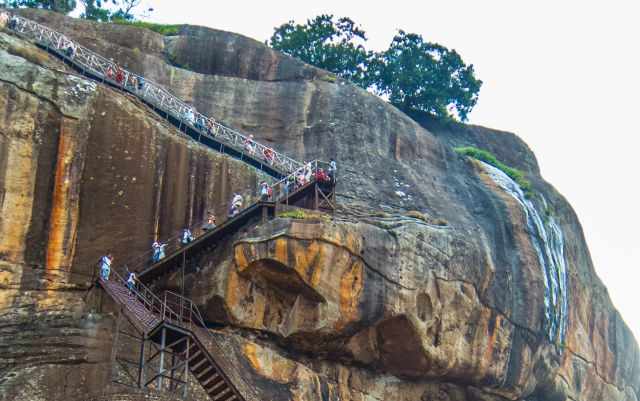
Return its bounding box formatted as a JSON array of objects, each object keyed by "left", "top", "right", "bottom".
[
  {"left": 7, "top": 13, "right": 302, "bottom": 179},
  {"left": 5, "top": 13, "right": 338, "bottom": 400},
  {"left": 101, "top": 266, "right": 256, "bottom": 400}
]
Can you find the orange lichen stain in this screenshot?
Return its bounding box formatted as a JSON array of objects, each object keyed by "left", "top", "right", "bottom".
[
  {"left": 293, "top": 240, "right": 320, "bottom": 286},
  {"left": 243, "top": 343, "right": 261, "bottom": 371},
  {"left": 234, "top": 245, "right": 249, "bottom": 272},
  {"left": 308, "top": 243, "right": 325, "bottom": 288},
  {"left": 274, "top": 238, "right": 288, "bottom": 265},
  {"left": 46, "top": 121, "right": 81, "bottom": 273},
  {"left": 344, "top": 231, "right": 361, "bottom": 255},
  {"left": 242, "top": 342, "right": 296, "bottom": 384},
  {"left": 0, "top": 140, "right": 35, "bottom": 262},
  {"left": 225, "top": 268, "right": 242, "bottom": 312},
  {"left": 336, "top": 260, "right": 364, "bottom": 331},
  {"left": 480, "top": 310, "right": 499, "bottom": 378}
]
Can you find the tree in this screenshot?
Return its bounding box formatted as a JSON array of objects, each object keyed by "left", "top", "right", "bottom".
[
  {"left": 268, "top": 17, "right": 483, "bottom": 122},
  {"left": 79, "top": 0, "right": 110, "bottom": 21},
  {"left": 7, "top": 0, "right": 77, "bottom": 14},
  {"left": 79, "top": 0, "right": 151, "bottom": 21},
  {"left": 371, "top": 31, "right": 482, "bottom": 121},
  {"left": 268, "top": 14, "right": 373, "bottom": 88}
]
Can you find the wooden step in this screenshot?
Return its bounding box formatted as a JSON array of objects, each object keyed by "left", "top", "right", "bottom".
[
  {"left": 210, "top": 387, "right": 232, "bottom": 400},
  {"left": 204, "top": 377, "right": 224, "bottom": 392},
  {"left": 200, "top": 372, "right": 220, "bottom": 387},
  {"left": 191, "top": 357, "right": 209, "bottom": 371},
  {"left": 187, "top": 350, "right": 203, "bottom": 363}
]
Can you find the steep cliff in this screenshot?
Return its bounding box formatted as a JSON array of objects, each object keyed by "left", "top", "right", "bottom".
[{"left": 0, "top": 9, "right": 638, "bottom": 401}]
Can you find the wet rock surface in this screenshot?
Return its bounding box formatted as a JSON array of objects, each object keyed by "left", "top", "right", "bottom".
[{"left": 0, "top": 10, "right": 638, "bottom": 401}]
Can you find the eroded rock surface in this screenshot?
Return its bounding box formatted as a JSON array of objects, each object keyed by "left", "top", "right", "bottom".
[{"left": 0, "top": 10, "right": 638, "bottom": 401}]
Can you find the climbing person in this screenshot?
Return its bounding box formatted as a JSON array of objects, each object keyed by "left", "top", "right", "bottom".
[
  {"left": 206, "top": 119, "right": 215, "bottom": 136},
  {"left": 137, "top": 76, "right": 145, "bottom": 91},
  {"left": 64, "top": 42, "right": 76, "bottom": 59},
  {"left": 263, "top": 147, "right": 275, "bottom": 165},
  {"left": 181, "top": 228, "right": 194, "bottom": 245},
  {"left": 151, "top": 241, "right": 167, "bottom": 263},
  {"left": 184, "top": 107, "right": 195, "bottom": 125},
  {"left": 259, "top": 181, "right": 270, "bottom": 201},
  {"left": 106, "top": 65, "right": 115, "bottom": 80},
  {"left": 228, "top": 203, "right": 239, "bottom": 218},
  {"left": 195, "top": 116, "right": 205, "bottom": 132},
  {"left": 304, "top": 161, "right": 313, "bottom": 182},
  {"left": 8, "top": 15, "right": 17, "bottom": 30},
  {"left": 99, "top": 254, "right": 113, "bottom": 281},
  {"left": 232, "top": 193, "right": 243, "bottom": 209},
  {"left": 202, "top": 214, "right": 217, "bottom": 231},
  {"left": 129, "top": 75, "right": 138, "bottom": 90},
  {"left": 0, "top": 12, "right": 9, "bottom": 29},
  {"left": 115, "top": 68, "right": 125, "bottom": 85},
  {"left": 229, "top": 193, "right": 243, "bottom": 217},
  {"left": 126, "top": 271, "right": 137, "bottom": 292},
  {"left": 328, "top": 158, "right": 337, "bottom": 182},
  {"left": 296, "top": 168, "right": 306, "bottom": 187},
  {"left": 244, "top": 135, "right": 256, "bottom": 155},
  {"left": 285, "top": 173, "right": 296, "bottom": 195},
  {"left": 316, "top": 168, "right": 329, "bottom": 183}
]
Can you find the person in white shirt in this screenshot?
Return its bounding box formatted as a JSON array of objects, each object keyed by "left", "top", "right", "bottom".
[
  {"left": 99, "top": 254, "right": 113, "bottom": 280},
  {"left": 126, "top": 272, "right": 137, "bottom": 292},
  {"left": 181, "top": 228, "right": 194, "bottom": 245}
]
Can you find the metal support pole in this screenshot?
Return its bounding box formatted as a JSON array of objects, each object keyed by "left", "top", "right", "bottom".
[
  {"left": 170, "top": 353, "right": 176, "bottom": 391},
  {"left": 182, "top": 337, "right": 190, "bottom": 398},
  {"left": 110, "top": 309, "right": 123, "bottom": 380},
  {"left": 138, "top": 337, "right": 146, "bottom": 388},
  {"left": 157, "top": 327, "right": 167, "bottom": 390},
  {"left": 181, "top": 252, "right": 186, "bottom": 298},
  {"left": 314, "top": 183, "right": 319, "bottom": 210}
]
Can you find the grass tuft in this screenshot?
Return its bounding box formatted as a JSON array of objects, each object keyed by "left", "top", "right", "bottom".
[
  {"left": 277, "top": 209, "right": 309, "bottom": 219},
  {"left": 455, "top": 146, "right": 533, "bottom": 197},
  {"left": 111, "top": 20, "right": 181, "bottom": 36}
]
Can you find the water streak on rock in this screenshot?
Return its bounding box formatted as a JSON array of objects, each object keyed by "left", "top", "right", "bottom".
[{"left": 481, "top": 162, "right": 568, "bottom": 344}]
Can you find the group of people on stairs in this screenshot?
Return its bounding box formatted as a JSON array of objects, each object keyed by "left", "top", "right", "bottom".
[{"left": 96, "top": 158, "right": 337, "bottom": 289}]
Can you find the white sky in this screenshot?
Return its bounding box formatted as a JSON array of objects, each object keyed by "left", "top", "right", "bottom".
[{"left": 140, "top": 0, "right": 640, "bottom": 342}]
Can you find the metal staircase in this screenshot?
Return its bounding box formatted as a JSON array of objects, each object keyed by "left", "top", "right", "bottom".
[
  {"left": 101, "top": 269, "right": 256, "bottom": 400},
  {"left": 6, "top": 12, "right": 301, "bottom": 179},
  {"left": 4, "top": 11, "right": 338, "bottom": 400}
]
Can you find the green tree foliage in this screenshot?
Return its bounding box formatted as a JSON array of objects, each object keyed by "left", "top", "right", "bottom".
[
  {"left": 268, "top": 15, "right": 373, "bottom": 87},
  {"left": 80, "top": 0, "right": 150, "bottom": 22},
  {"left": 7, "top": 0, "right": 77, "bottom": 14},
  {"left": 268, "top": 17, "right": 482, "bottom": 122},
  {"left": 6, "top": 0, "right": 150, "bottom": 20},
  {"left": 371, "top": 31, "right": 482, "bottom": 121}
]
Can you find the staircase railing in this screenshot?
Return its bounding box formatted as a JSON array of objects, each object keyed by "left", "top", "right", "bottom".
[
  {"left": 101, "top": 267, "right": 175, "bottom": 326},
  {"left": 112, "top": 159, "right": 330, "bottom": 278},
  {"left": 161, "top": 290, "right": 261, "bottom": 401},
  {"left": 6, "top": 12, "right": 303, "bottom": 175}
]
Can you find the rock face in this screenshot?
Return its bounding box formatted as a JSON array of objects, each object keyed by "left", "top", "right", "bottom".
[{"left": 0, "top": 9, "right": 638, "bottom": 401}]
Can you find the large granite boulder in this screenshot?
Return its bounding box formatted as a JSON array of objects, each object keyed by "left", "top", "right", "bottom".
[{"left": 0, "top": 9, "right": 637, "bottom": 401}]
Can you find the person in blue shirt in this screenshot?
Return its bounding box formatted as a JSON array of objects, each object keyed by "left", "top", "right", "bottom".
[
  {"left": 99, "top": 254, "right": 113, "bottom": 280},
  {"left": 152, "top": 242, "right": 167, "bottom": 262},
  {"left": 181, "top": 228, "right": 194, "bottom": 245}
]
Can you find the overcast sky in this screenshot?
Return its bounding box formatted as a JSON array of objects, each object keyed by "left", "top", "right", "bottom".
[{"left": 139, "top": 0, "right": 640, "bottom": 342}]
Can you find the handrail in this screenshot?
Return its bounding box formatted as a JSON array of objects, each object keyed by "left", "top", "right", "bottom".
[
  {"left": 161, "top": 290, "right": 261, "bottom": 401},
  {"left": 4, "top": 12, "right": 336, "bottom": 280},
  {"left": 100, "top": 266, "right": 181, "bottom": 326},
  {"left": 5, "top": 12, "right": 303, "bottom": 176},
  {"left": 114, "top": 159, "right": 332, "bottom": 278}
]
